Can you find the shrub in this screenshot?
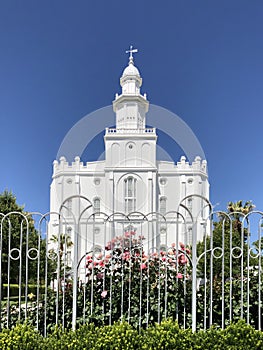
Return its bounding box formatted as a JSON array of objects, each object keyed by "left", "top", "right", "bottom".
[
  {"left": 84, "top": 233, "right": 191, "bottom": 328},
  {"left": 0, "top": 320, "right": 263, "bottom": 349},
  {"left": 2, "top": 284, "right": 46, "bottom": 299},
  {"left": 0, "top": 323, "right": 43, "bottom": 349}
]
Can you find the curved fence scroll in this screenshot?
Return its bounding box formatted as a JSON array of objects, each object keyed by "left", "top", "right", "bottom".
[{"left": 0, "top": 203, "right": 262, "bottom": 335}]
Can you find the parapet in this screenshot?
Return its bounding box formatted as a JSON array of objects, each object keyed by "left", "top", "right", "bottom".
[
  {"left": 177, "top": 156, "right": 207, "bottom": 173},
  {"left": 158, "top": 156, "right": 207, "bottom": 174},
  {"left": 52, "top": 156, "right": 105, "bottom": 176}
]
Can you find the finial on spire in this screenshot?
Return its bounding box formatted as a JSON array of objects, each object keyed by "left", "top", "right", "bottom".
[{"left": 125, "top": 45, "right": 138, "bottom": 64}]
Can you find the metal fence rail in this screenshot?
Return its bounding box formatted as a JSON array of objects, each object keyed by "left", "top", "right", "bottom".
[{"left": 0, "top": 197, "right": 262, "bottom": 335}]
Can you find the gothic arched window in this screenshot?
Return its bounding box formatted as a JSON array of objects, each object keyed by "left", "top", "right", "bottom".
[
  {"left": 187, "top": 197, "right": 193, "bottom": 213},
  {"left": 124, "top": 177, "right": 136, "bottom": 213},
  {"left": 65, "top": 198, "right": 72, "bottom": 217},
  {"left": 159, "top": 196, "right": 167, "bottom": 215},
  {"left": 93, "top": 197, "right": 100, "bottom": 213}
]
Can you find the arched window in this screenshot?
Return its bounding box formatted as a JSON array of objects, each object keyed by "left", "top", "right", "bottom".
[
  {"left": 159, "top": 196, "right": 167, "bottom": 215},
  {"left": 124, "top": 177, "right": 136, "bottom": 213},
  {"left": 188, "top": 227, "right": 192, "bottom": 245},
  {"left": 93, "top": 197, "right": 100, "bottom": 213},
  {"left": 66, "top": 199, "right": 72, "bottom": 217},
  {"left": 187, "top": 197, "right": 193, "bottom": 212}
]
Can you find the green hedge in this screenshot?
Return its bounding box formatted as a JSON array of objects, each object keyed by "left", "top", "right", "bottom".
[
  {"left": 2, "top": 284, "right": 46, "bottom": 299},
  {"left": 0, "top": 319, "right": 262, "bottom": 349}
]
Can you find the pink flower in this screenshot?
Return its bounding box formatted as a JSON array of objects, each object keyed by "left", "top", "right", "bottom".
[
  {"left": 168, "top": 249, "right": 174, "bottom": 255},
  {"left": 171, "top": 243, "right": 176, "bottom": 248},
  {"left": 101, "top": 290, "right": 107, "bottom": 298},
  {"left": 86, "top": 255, "right": 93, "bottom": 263},
  {"left": 105, "top": 243, "right": 111, "bottom": 250},
  {"left": 122, "top": 252, "right": 130, "bottom": 261},
  {"left": 97, "top": 273, "right": 103, "bottom": 279},
  {"left": 140, "top": 263, "right": 147, "bottom": 270},
  {"left": 179, "top": 242, "right": 185, "bottom": 250},
  {"left": 99, "top": 260, "right": 105, "bottom": 267},
  {"left": 179, "top": 255, "right": 188, "bottom": 265},
  {"left": 176, "top": 273, "right": 183, "bottom": 279}
]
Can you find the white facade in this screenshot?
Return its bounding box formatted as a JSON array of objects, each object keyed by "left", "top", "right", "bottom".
[{"left": 50, "top": 52, "right": 209, "bottom": 264}]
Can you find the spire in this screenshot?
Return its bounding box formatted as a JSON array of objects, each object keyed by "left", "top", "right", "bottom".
[
  {"left": 125, "top": 45, "right": 138, "bottom": 65},
  {"left": 112, "top": 47, "right": 149, "bottom": 130},
  {"left": 122, "top": 45, "right": 141, "bottom": 79}
]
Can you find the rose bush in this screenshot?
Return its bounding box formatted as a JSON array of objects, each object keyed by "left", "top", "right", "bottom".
[{"left": 84, "top": 231, "right": 192, "bottom": 327}]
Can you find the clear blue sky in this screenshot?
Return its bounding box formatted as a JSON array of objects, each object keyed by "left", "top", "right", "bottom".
[{"left": 1, "top": 1, "right": 263, "bottom": 215}]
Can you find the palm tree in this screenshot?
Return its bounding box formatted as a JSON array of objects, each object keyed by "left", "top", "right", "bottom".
[
  {"left": 227, "top": 200, "right": 255, "bottom": 216},
  {"left": 227, "top": 200, "right": 255, "bottom": 238},
  {"left": 50, "top": 233, "right": 73, "bottom": 257},
  {"left": 49, "top": 233, "right": 73, "bottom": 291}
]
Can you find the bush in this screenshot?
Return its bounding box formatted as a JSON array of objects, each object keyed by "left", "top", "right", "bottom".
[
  {"left": 2, "top": 284, "right": 46, "bottom": 299},
  {"left": 0, "top": 323, "right": 43, "bottom": 349},
  {"left": 0, "top": 320, "right": 263, "bottom": 349}
]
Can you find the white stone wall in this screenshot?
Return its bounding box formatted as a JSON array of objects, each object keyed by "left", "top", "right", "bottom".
[{"left": 49, "top": 55, "right": 210, "bottom": 267}]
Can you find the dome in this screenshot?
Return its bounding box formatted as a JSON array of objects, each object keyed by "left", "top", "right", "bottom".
[{"left": 122, "top": 60, "right": 140, "bottom": 77}]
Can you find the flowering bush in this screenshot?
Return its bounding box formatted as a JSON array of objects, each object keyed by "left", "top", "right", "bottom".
[
  {"left": 84, "top": 231, "right": 192, "bottom": 327},
  {"left": 0, "top": 232, "right": 192, "bottom": 331}
]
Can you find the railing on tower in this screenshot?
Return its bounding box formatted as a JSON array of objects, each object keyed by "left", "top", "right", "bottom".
[{"left": 105, "top": 128, "right": 156, "bottom": 134}]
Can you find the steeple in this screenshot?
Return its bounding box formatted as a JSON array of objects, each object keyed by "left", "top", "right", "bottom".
[{"left": 113, "top": 46, "right": 149, "bottom": 129}]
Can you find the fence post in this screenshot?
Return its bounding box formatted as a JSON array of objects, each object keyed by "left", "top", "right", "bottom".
[
  {"left": 192, "top": 221, "right": 197, "bottom": 332},
  {"left": 72, "top": 222, "right": 79, "bottom": 330}
]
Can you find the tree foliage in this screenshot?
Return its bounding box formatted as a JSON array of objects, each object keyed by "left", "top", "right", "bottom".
[
  {"left": 197, "top": 200, "right": 256, "bottom": 279},
  {"left": 0, "top": 190, "right": 47, "bottom": 284}
]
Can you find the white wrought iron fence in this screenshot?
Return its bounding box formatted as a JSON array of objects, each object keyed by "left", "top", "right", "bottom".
[{"left": 0, "top": 197, "right": 262, "bottom": 336}]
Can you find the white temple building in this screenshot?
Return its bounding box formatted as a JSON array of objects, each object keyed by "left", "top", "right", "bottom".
[{"left": 49, "top": 48, "right": 209, "bottom": 267}]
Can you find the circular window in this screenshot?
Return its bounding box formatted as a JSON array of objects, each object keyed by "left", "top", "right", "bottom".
[
  {"left": 160, "top": 178, "right": 167, "bottom": 185},
  {"left": 94, "top": 227, "right": 100, "bottom": 235},
  {"left": 160, "top": 226, "right": 167, "bottom": 235},
  {"left": 67, "top": 178, "right": 72, "bottom": 184},
  {"left": 188, "top": 178, "right": 193, "bottom": 184},
  {"left": 129, "top": 144, "right": 133, "bottom": 149},
  {"left": 94, "top": 178, "right": 100, "bottom": 185}
]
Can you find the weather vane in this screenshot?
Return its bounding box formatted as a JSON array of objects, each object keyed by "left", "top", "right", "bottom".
[{"left": 125, "top": 45, "right": 138, "bottom": 60}]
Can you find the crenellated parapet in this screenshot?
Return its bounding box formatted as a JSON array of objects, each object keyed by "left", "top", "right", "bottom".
[
  {"left": 52, "top": 156, "right": 105, "bottom": 177},
  {"left": 157, "top": 156, "right": 208, "bottom": 175},
  {"left": 176, "top": 156, "right": 207, "bottom": 173}
]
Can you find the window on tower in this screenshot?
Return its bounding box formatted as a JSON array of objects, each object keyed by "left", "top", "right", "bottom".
[
  {"left": 124, "top": 177, "right": 136, "bottom": 213},
  {"left": 66, "top": 199, "right": 72, "bottom": 217},
  {"left": 159, "top": 196, "right": 167, "bottom": 215},
  {"left": 93, "top": 197, "right": 100, "bottom": 213}
]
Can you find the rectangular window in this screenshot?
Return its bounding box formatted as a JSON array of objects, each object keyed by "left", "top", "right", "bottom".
[
  {"left": 67, "top": 199, "right": 72, "bottom": 217},
  {"left": 94, "top": 198, "right": 100, "bottom": 213},
  {"left": 160, "top": 197, "right": 166, "bottom": 215},
  {"left": 125, "top": 177, "right": 136, "bottom": 213}
]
